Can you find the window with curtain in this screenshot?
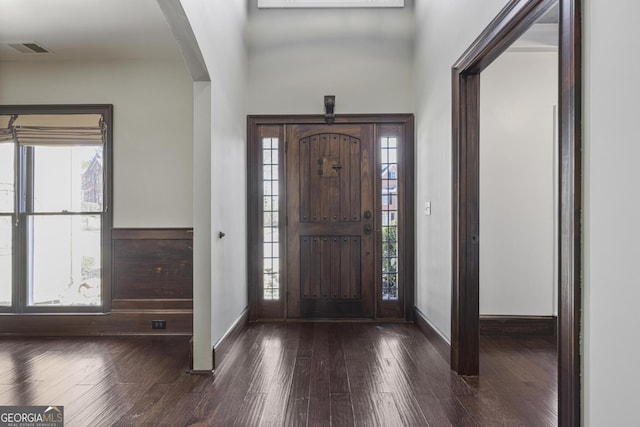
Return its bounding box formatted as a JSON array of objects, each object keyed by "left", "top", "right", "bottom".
[{"left": 0, "top": 106, "right": 112, "bottom": 313}]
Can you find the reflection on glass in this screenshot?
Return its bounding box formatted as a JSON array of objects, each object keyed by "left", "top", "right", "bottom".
[
  {"left": 263, "top": 137, "right": 279, "bottom": 300},
  {"left": 34, "top": 146, "right": 103, "bottom": 213},
  {"left": 0, "top": 217, "right": 11, "bottom": 306},
  {"left": 29, "top": 215, "right": 101, "bottom": 306},
  {"left": 0, "top": 142, "right": 14, "bottom": 213},
  {"left": 381, "top": 137, "right": 399, "bottom": 300}
]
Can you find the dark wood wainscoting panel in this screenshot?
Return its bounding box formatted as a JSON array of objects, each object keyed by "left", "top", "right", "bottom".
[
  {"left": 112, "top": 228, "right": 193, "bottom": 301},
  {"left": 0, "top": 312, "right": 192, "bottom": 336},
  {"left": 480, "top": 316, "right": 557, "bottom": 336},
  {"left": 111, "top": 299, "right": 193, "bottom": 311}
]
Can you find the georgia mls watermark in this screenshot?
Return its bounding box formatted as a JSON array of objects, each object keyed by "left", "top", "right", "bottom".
[{"left": 0, "top": 406, "right": 63, "bottom": 427}]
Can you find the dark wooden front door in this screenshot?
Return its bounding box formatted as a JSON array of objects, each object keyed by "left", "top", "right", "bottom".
[{"left": 286, "top": 124, "right": 375, "bottom": 318}]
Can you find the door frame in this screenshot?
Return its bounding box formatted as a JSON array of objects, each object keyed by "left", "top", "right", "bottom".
[
  {"left": 247, "top": 114, "right": 414, "bottom": 321},
  {"left": 450, "top": 0, "right": 581, "bottom": 426}
]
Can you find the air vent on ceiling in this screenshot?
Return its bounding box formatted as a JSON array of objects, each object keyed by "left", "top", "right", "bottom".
[{"left": 8, "top": 42, "right": 52, "bottom": 54}]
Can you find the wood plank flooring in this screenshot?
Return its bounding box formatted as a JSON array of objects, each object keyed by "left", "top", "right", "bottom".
[{"left": 0, "top": 323, "right": 557, "bottom": 426}]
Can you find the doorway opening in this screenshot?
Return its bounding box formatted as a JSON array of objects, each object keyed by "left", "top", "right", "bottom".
[
  {"left": 247, "top": 114, "right": 414, "bottom": 321},
  {"left": 450, "top": 0, "right": 581, "bottom": 425}
]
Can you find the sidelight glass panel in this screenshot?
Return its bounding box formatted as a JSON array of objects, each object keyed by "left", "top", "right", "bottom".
[
  {"left": 33, "top": 145, "right": 104, "bottom": 213},
  {"left": 28, "top": 215, "right": 101, "bottom": 306},
  {"left": 0, "top": 216, "right": 11, "bottom": 306},
  {"left": 381, "top": 137, "right": 398, "bottom": 300},
  {"left": 263, "top": 137, "right": 280, "bottom": 300}
]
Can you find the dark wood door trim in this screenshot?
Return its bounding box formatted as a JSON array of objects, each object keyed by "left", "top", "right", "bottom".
[
  {"left": 450, "top": 0, "right": 581, "bottom": 425},
  {"left": 247, "top": 114, "right": 414, "bottom": 321}
]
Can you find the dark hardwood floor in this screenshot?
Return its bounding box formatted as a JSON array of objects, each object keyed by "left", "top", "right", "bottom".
[{"left": 0, "top": 323, "right": 556, "bottom": 426}]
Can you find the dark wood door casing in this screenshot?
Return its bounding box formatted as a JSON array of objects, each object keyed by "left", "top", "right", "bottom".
[
  {"left": 247, "top": 114, "right": 414, "bottom": 322},
  {"left": 450, "top": 0, "right": 581, "bottom": 425}
]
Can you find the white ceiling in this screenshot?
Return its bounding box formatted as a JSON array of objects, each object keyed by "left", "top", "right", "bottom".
[
  {"left": 510, "top": 23, "right": 559, "bottom": 52},
  {"left": 0, "top": 0, "right": 183, "bottom": 61},
  {"left": 0, "top": 0, "right": 557, "bottom": 61}
]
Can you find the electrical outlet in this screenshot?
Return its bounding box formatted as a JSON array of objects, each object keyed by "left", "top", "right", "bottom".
[{"left": 151, "top": 320, "right": 166, "bottom": 330}]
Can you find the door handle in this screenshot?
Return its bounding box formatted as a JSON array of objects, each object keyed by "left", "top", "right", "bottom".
[{"left": 364, "top": 224, "right": 372, "bottom": 235}]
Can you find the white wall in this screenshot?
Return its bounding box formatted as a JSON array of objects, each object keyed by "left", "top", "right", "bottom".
[
  {"left": 583, "top": 0, "right": 640, "bottom": 425},
  {"left": 479, "top": 51, "right": 558, "bottom": 316},
  {"left": 180, "top": 0, "right": 248, "bottom": 370},
  {"left": 247, "top": 0, "right": 414, "bottom": 114},
  {"left": 414, "top": 0, "right": 510, "bottom": 340},
  {"left": 0, "top": 59, "right": 194, "bottom": 227}
]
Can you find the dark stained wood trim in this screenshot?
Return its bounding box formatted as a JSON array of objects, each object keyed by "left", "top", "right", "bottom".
[
  {"left": 402, "top": 118, "right": 415, "bottom": 321},
  {"left": 111, "top": 299, "right": 193, "bottom": 311},
  {"left": 213, "top": 307, "right": 249, "bottom": 368},
  {"left": 414, "top": 308, "right": 450, "bottom": 362},
  {"left": 0, "top": 311, "right": 192, "bottom": 336},
  {"left": 0, "top": 104, "right": 114, "bottom": 115},
  {"left": 558, "top": 0, "right": 582, "bottom": 425},
  {"left": 248, "top": 114, "right": 415, "bottom": 126},
  {"left": 480, "top": 316, "right": 557, "bottom": 336},
  {"left": 450, "top": 0, "right": 581, "bottom": 425},
  {"left": 453, "top": 0, "right": 557, "bottom": 73},
  {"left": 112, "top": 228, "right": 194, "bottom": 240},
  {"left": 247, "top": 117, "right": 261, "bottom": 322},
  {"left": 451, "top": 71, "right": 481, "bottom": 375}
]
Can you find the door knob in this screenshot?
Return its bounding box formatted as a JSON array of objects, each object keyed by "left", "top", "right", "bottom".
[{"left": 364, "top": 225, "right": 372, "bottom": 234}]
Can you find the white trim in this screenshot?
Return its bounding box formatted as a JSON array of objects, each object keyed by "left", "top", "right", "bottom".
[{"left": 258, "top": 0, "right": 404, "bottom": 8}]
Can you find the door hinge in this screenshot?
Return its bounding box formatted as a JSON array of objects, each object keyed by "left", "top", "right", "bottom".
[{"left": 284, "top": 141, "right": 288, "bottom": 153}]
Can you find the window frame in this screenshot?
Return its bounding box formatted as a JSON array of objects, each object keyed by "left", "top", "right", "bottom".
[{"left": 0, "top": 105, "right": 113, "bottom": 314}]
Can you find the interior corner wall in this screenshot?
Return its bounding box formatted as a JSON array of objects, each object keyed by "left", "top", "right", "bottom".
[
  {"left": 413, "top": 0, "right": 510, "bottom": 340},
  {"left": 0, "top": 59, "right": 194, "bottom": 228},
  {"left": 479, "top": 51, "right": 558, "bottom": 316},
  {"left": 246, "top": 0, "right": 414, "bottom": 115},
  {"left": 179, "top": 0, "right": 248, "bottom": 354},
  {"left": 583, "top": 1, "right": 640, "bottom": 425}
]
